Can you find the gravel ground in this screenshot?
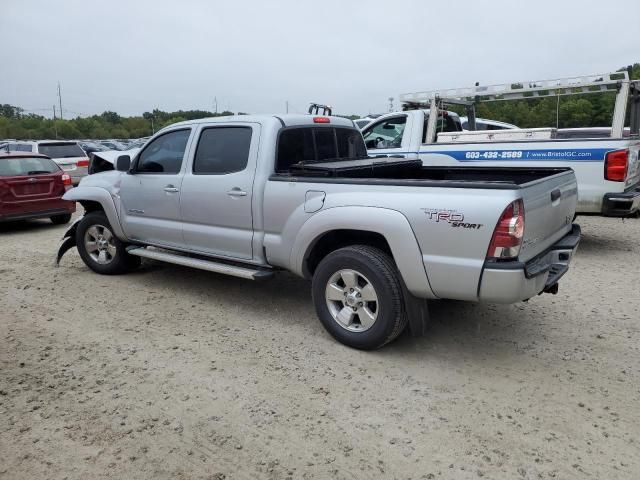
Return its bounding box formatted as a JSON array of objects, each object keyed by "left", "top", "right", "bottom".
[{"left": 1, "top": 214, "right": 639, "bottom": 480}]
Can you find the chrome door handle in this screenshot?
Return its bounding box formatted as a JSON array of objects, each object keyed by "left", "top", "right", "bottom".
[
  {"left": 227, "top": 188, "right": 247, "bottom": 197},
  {"left": 164, "top": 186, "right": 179, "bottom": 193}
]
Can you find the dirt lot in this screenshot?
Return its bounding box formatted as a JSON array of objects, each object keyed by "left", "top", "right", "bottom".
[{"left": 1, "top": 214, "right": 639, "bottom": 480}]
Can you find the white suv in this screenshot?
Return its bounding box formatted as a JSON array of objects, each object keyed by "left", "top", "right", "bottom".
[
  {"left": 459, "top": 117, "right": 519, "bottom": 131},
  {"left": 4, "top": 141, "right": 89, "bottom": 185}
]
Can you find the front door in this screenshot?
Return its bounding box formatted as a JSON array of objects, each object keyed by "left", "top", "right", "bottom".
[
  {"left": 119, "top": 128, "right": 192, "bottom": 248},
  {"left": 180, "top": 124, "right": 258, "bottom": 260}
]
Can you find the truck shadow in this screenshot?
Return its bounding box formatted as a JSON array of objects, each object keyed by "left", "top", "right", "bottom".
[
  {"left": 134, "top": 260, "right": 548, "bottom": 360},
  {"left": 0, "top": 219, "right": 66, "bottom": 235},
  {"left": 577, "top": 231, "right": 636, "bottom": 255}
]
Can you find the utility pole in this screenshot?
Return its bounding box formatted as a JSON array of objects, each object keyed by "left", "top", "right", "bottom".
[
  {"left": 388, "top": 97, "right": 394, "bottom": 113},
  {"left": 57, "top": 82, "right": 63, "bottom": 120},
  {"left": 53, "top": 105, "right": 58, "bottom": 139},
  {"left": 213, "top": 96, "right": 218, "bottom": 115},
  {"left": 286, "top": 101, "right": 289, "bottom": 113}
]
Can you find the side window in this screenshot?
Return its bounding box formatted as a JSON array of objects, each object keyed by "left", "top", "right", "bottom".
[
  {"left": 136, "top": 129, "right": 190, "bottom": 174},
  {"left": 193, "top": 127, "right": 252, "bottom": 175},
  {"left": 362, "top": 116, "right": 407, "bottom": 149}
]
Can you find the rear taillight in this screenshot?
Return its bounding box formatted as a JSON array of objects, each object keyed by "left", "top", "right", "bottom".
[
  {"left": 604, "top": 149, "right": 628, "bottom": 182},
  {"left": 62, "top": 174, "right": 72, "bottom": 189},
  {"left": 76, "top": 159, "right": 89, "bottom": 167},
  {"left": 487, "top": 199, "right": 525, "bottom": 261}
]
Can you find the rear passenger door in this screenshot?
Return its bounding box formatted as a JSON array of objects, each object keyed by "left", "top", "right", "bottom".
[{"left": 180, "top": 123, "right": 260, "bottom": 260}]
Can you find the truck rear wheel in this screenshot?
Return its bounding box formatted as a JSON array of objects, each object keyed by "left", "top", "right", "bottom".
[
  {"left": 311, "top": 245, "right": 407, "bottom": 349},
  {"left": 75, "top": 211, "right": 140, "bottom": 275}
]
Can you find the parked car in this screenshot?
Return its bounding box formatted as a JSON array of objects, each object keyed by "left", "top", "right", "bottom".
[
  {"left": 556, "top": 127, "right": 632, "bottom": 139},
  {"left": 56, "top": 114, "right": 580, "bottom": 349},
  {"left": 459, "top": 117, "right": 519, "bottom": 131},
  {"left": 79, "top": 141, "right": 110, "bottom": 156},
  {"left": 354, "top": 115, "right": 384, "bottom": 130},
  {"left": 0, "top": 152, "right": 75, "bottom": 224},
  {"left": 98, "top": 140, "right": 128, "bottom": 151},
  {"left": 4, "top": 141, "right": 89, "bottom": 185}
]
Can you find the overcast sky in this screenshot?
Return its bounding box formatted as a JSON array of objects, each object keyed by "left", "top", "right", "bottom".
[{"left": 2, "top": 0, "right": 638, "bottom": 118}]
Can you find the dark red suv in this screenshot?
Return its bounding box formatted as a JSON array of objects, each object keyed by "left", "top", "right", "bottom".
[{"left": 0, "top": 152, "right": 76, "bottom": 224}]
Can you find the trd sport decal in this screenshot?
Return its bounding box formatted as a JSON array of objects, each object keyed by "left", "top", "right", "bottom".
[{"left": 421, "top": 208, "right": 484, "bottom": 229}]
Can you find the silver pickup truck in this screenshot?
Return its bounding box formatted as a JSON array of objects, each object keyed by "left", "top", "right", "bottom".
[{"left": 56, "top": 115, "right": 580, "bottom": 349}]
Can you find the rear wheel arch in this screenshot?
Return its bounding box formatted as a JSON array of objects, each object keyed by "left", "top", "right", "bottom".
[
  {"left": 291, "top": 206, "right": 434, "bottom": 299},
  {"left": 303, "top": 229, "right": 393, "bottom": 278}
]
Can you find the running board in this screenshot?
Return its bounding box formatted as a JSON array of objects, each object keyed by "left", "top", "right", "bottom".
[{"left": 127, "top": 247, "right": 274, "bottom": 280}]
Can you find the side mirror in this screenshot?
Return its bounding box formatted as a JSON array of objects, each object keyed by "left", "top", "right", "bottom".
[{"left": 115, "top": 155, "right": 131, "bottom": 172}]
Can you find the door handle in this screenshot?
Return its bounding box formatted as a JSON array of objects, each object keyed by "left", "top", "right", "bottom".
[
  {"left": 227, "top": 188, "right": 247, "bottom": 197},
  {"left": 164, "top": 185, "right": 179, "bottom": 193}
]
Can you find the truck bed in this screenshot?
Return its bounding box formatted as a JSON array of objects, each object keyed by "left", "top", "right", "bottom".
[{"left": 281, "top": 158, "right": 573, "bottom": 189}]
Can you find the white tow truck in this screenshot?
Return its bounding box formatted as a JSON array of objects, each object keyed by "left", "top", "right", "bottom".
[{"left": 362, "top": 71, "right": 640, "bottom": 216}]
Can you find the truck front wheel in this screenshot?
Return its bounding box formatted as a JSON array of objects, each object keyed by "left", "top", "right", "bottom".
[
  {"left": 75, "top": 211, "right": 140, "bottom": 275},
  {"left": 311, "top": 245, "right": 407, "bottom": 349}
]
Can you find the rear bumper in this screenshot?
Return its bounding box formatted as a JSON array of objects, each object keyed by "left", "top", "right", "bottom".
[
  {"left": 602, "top": 186, "right": 640, "bottom": 217},
  {"left": 0, "top": 205, "right": 75, "bottom": 223},
  {"left": 478, "top": 224, "right": 581, "bottom": 303}
]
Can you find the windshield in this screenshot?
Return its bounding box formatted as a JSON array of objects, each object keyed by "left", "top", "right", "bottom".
[
  {"left": 276, "top": 127, "right": 367, "bottom": 172},
  {"left": 38, "top": 143, "right": 85, "bottom": 158},
  {"left": 0, "top": 156, "right": 59, "bottom": 176}
]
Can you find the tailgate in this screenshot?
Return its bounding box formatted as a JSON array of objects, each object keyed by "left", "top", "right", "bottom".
[
  {"left": 518, "top": 170, "right": 578, "bottom": 262},
  {"left": 1, "top": 174, "right": 59, "bottom": 199}
]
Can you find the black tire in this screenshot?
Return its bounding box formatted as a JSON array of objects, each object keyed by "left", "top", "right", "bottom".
[
  {"left": 75, "top": 211, "right": 140, "bottom": 275},
  {"left": 311, "top": 245, "right": 407, "bottom": 350},
  {"left": 50, "top": 213, "right": 72, "bottom": 225}
]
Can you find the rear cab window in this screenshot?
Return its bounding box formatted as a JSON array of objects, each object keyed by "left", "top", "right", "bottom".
[
  {"left": 276, "top": 127, "right": 367, "bottom": 173},
  {"left": 0, "top": 157, "right": 60, "bottom": 176},
  {"left": 38, "top": 143, "right": 85, "bottom": 158},
  {"left": 424, "top": 113, "right": 463, "bottom": 142}
]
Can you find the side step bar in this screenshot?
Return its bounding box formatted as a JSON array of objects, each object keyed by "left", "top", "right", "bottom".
[{"left": 127, "top": 247, "right": 274, "bottom": 280}]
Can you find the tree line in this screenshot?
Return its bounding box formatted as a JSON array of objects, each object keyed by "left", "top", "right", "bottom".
[
  {"left": 1, "top": 63, "right": 638, "bottom": 140},
  {"left": 0, "top": 107, "right": 245, "bottom": 140}
]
